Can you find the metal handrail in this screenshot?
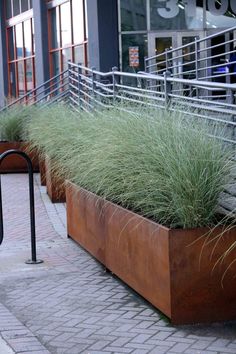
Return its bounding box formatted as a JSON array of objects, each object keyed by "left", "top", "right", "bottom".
[{"left": 0, "top": 69, "right": 69, "bottom": 112}]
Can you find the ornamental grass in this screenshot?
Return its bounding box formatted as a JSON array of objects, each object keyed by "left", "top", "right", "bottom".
[
  {"left": 0, "top": 105, "right": 38, "bottom": 142},
  {"left": 28, "top": 103, "right": 235, "bottom": 229}
]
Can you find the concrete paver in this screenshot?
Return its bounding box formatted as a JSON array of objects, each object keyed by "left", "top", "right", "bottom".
[{"left": 0, "top": 173, "right": 235, "bottom": 354}]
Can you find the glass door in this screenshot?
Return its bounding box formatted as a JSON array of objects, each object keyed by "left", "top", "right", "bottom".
[
  {"left": 148, "top": 33, "right": 174, "bottom": 74},
  {"left": 148, "top": 31, "right": 204, "bottom": 78}
]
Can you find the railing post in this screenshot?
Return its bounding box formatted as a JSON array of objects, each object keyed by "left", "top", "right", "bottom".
[
  {"left": 91, "top": 67, "right": 96, "bottom": 110},
  {"left": 195, "top": 37, "right": 200, "bottom": 98},
  {"left": 164, "top": 71, "right": 171, "bottom": 108},
  {"left": 77, "top": 63, "right": 82, "bottom": 108},
  {"left": 144, "top": 56, "right": 147, "bottom": 73},
  {"left": 67, "top": 60, "right": 72, "bottom": 102},
  {"left": 112, "top": 66, "right": 118, "bottom": 102},
  {"left": 165, "top": 49, "right": 169, "bottom": 72}
]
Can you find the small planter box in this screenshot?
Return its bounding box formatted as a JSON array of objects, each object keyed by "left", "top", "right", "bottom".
[
  {"left": 0, "top": 141, "right": 39, "bottom": 173},
  {"left": 66, "top": 181, "right": 236, "bottom": 325},
  {"left": 45, "top": 157, "right": 66, "bottom": 203}
]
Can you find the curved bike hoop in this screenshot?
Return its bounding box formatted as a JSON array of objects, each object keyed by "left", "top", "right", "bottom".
[{"left": 0, "top": 149, "right": 43, "bottom": 264}]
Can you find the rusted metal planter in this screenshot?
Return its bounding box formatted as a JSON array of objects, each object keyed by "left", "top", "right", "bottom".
[
  {"left": 39, "top": 159, "right": 46, "bottom": 186},
  {"left": 0, "top": 141, "right": 39, "bottom": 173},
  {"left": 66, "top": 181, "right": 236, "bottom": 325},
  {"left": 45, "top": 156, "right": 66, "bottom": 203}
]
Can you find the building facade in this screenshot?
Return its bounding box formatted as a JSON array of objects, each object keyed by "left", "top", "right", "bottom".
[{"left": 0, "top": 0, "right": 236, "bottom": 106}]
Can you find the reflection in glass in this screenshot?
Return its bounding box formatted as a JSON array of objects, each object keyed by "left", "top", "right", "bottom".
[
  {"left": 155, "top": 37, "right": 172, "bottom": 72},
  {"left": 21, "top": 0, "right": 29, "bottom": 12},
  {"left": 51, "top": 8, "right": 60, "bottom": 49},
  {"left": 7, "top": 28, "right": 15, "bottom": 61},
  {"left": 72, "top": 0, "right": 84, "bottom": 44},
  {"left": 32, "top": 19, "right": 35, "bottom": 54},
  {"left": 25, "top": 59, "right": 33, "bottom": 91},
  {"left": 120, "top": 0, "right": 146, "bottom": 31},
  {"left": 15, "top": 23, "right": 23, "bottom": 59},
  {"left": 6, "top": 1, "right": 12, "bottom": 19},
  {"left": 122, "top": 34, "right": 147, "bottom": 73},
  {"left": 17, "top": 60, "right": 25, "bottom": 96},
  {"left": 24, "top": 20, "right": 32, "bottom": 57},
  {"left": 182, "top": 37, "right": 196, "bottom": 79},
  {"left": 61, "top": 2, "right": 72, "bottom": 47},
  {"left": 51, "top": 51, "right": 60, "bottom": 76},
  {"left": 150, "top": 0, "right": 204, "bottom": 30},
  {"left": 206, "top": 2, "right": 236, "bottom": 28},
  {"left": 9, "top": 63, "right": 17, "bottom": 97},
  {"left": 13, "top": 0, "right": 20, "bottom": 16},
  {"left": 62, "top": 48, "right": 72, "bottom": 71},
  {"left": 74, "top": 45, "right": 84, "bottom": 65}
]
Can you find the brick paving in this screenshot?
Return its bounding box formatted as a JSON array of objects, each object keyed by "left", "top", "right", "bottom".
[{"left": 0, "top": 173, "right": 235, "bottom": 354}]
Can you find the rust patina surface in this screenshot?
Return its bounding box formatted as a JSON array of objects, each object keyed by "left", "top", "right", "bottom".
[{"left": 66, "top": 181, "right": 236, "bottom": 325}]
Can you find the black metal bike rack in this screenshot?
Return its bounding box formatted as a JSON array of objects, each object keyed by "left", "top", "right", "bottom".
[{"left": 0, "top": 149, "right": 43, "bottom": 264}]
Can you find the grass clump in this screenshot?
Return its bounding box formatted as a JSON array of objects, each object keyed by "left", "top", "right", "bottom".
[
  {"left": 65, "top": 108, "right": 234, "bottom": 228},
  {"left": 28, "top": 103, "right": 234, "bottom": 229},
  {"left": 0, "top": 105, "right": 38, "bottom": 142}
]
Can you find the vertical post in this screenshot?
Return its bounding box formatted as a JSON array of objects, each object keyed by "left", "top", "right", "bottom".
[
  {"left": 91, "top": 67, "right": 96, "bottom": 109},
  {"left": 165, "top": 49, "right": 169, "bottom": 72},
  {"left": 164, "top": 71, "right": 171, "bottom": 108},
  {"left": 195, "top": 37, "right": 200, "bottom": 98},
  {"left": 230, "top": 87, "right": 236, "bottom": 158},
  {"left": 0, "top": 176, "right": 3, "bottom": 245},
  {"left": 67, "top": 60, "right": 71, "bottom": 102},
  {"left": 77, "top": 63, "right": 82, "bottom": 108},
  {"left": 27, "top": 156, "right": 37, "bottom": 263},
  {"left": 144, "top": 56, "right": 147, "bottom": 73},
  {"left": 112, "top": 66, "right": 118, "bottom": 103}
]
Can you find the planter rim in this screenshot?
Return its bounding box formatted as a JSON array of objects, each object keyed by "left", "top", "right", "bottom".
[{"left": 66, "top": 180, "right": 225, "bottom": 233}]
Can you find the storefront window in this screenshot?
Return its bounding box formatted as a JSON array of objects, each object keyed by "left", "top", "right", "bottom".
[
  {"left": 122, "top": 34, "right": 147, "bottom": 73},
  {"left": 7, "top": 17, "right": 35, "bottom": 98},
  {"left": 51, "top": 7, "right": 60, "bottom": 49},
  {"left": 72, "top": 0, "right": 85, "bottom": 43},
  {"left": 24, "top": 20, "right": 32, "bottom": 57},
  {"left": 74, "top": 45, "right": 85, "bottom": 64},
  {"left": 120, "top": 0, "right": 147, "bottom": 31},
  {"left": 15, "top": 23, "right": 23, "bottom": 59},
  {"left": 6, "top": 0, "right": 32, "bottom": 19},
  {"left": 206, "top": 0, "right": 236, "bottom": 28},
  {"left": 48, "top": 0, "right": 87, "bottom": 76},
  {"left": 6, "top": 1, "right": 12, "bottom": 18},
  {"left": 60, "top": 2, "right": 72, "bottom": 47},
  {"left": 25, "top": 59, "right": 34, "bottom": 91},
  {"left": 21, "top": 0, "right": 29, "bottom": 12}
]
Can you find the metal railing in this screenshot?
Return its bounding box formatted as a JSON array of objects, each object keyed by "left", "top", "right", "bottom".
[
  {"left": 68, "top": 62, "right": 236, "bottom": 215},
  {"left": 145, "top": 26, "right": 236, "bottom": 87},
  {"left": 1, "top": 60, "right": 236, "bottom": 214},
  {"left": 0, "top": 69, "right": 69, "bottom": 112},
  {"left": 68, "top": 62, "right": 236, "bottom": 146}
]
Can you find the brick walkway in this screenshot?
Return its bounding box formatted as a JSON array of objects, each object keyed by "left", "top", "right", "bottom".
[{"left": 0, "top": 174, "right": 235, "bottom": 354}]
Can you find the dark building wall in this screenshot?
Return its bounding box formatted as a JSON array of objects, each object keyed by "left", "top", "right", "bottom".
[
  {"left": 0, "top": 1, "right": 8, "bottom": 107},
  {"left": 87, "top": 0, "right": 119, "bottom": 71},
  {"left": 32, "top": 0, "right": 50, "bottom": 88}
]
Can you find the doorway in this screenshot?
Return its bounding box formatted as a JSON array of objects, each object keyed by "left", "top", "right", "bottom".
[{"left": 148, "top": 31, "right": 205, "bottom": 78}]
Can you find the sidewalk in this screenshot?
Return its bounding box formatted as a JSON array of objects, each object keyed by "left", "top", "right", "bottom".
[{"left": 0, "top": 173, "right": 235, "bottom": 354}]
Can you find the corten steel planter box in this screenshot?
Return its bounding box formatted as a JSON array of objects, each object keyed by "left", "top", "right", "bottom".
[
  {"left": 39, "top": 159, "right": 46, "bottom": 186},
  {"left": 0, "top": 141, "right": 39, "bottom": 173},
  {"left": 45, "top": 157, "right": 66, "bottom": 203},
  {"left": 66, "top": 181, "right": 236, "bottom": 325}
]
